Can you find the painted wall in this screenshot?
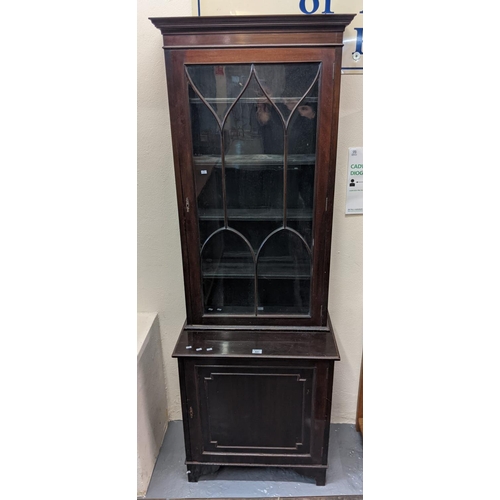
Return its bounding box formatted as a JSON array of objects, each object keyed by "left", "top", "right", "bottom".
[
  {"left": 328, "top": 76, "right": 363, "bottom": 421},
  {"left": 137, "top": 0, "right": 192, "bottom": 421},
  {"left": 137, "top": 0, "right": 363, "bottom": 423},
  {"left": 137, "top": 313, "right": 168, "bottom": 496}
]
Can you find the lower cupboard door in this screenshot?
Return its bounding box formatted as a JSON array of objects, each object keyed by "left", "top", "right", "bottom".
[{"left": 185, "top": 359, "right": 330, "bottom": 465}]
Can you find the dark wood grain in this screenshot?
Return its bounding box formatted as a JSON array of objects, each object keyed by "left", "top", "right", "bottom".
[
  {"left": 320, "top": 45, "right": 346, "bottom": 316},
  {"left": 163, "top": 49, "right": 197, "bottom": 322},
  {"left": 173, "top": 321, "right": 340, "bottom": 360},
  {"left": 150, "top": 14, "right": 356, "bottom": 35},
  {"left": 197, "top": 364, "right": 313, "bottom": 453},
  {"left": 186, "top": 464, "right": 221, "bottom": 482},
  {"left": 179, "top": 356, "right": 334, "bottom": 473}
]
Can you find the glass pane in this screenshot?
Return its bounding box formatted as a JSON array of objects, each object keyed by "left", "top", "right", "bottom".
[
  {"left": 286, "top": 80, "right": 318, "bottom": 246},
  {"left": 254, "top": 63, "right": 319, "bottom": 122},
  {"left": 187, "top": 62, "right": 320, "bottom": 317},
  {"left": 189, "top": 84, "right": 224, "bottom": 245},
  {"left": 224, "top": 73, "right": 284, "bottom": 247},
  {"left": 287, "top": 81, "right": 318, "bottom": 155},
  {"left": 287, "top": 219, "right": 313, "bottom": 248},
  {"left": 187, "top": 65, "right": 251, "bottom": 122},
  {"left": 257, "top": 229, "right": 311, "bottom": 315},
  {"left": 229, "top": 220, "right": 281, "bottom": 253},
  {"left": 201, "top": 229, "right": 255, "bottom": 314}
]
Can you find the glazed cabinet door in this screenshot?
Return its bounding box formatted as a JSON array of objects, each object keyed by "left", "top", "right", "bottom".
[
  {"left": 179, "top": 357, "right": 334, "bottom": 466},
  {"left": 165, "top": 48, "right": 339, "bottom": 326}
]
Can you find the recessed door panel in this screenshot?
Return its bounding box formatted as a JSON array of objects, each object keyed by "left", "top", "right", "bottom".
[{"left": 195, "top": 363, "right": 315, "bottom": 458}]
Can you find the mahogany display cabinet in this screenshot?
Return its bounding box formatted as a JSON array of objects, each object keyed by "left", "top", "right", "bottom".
[{"left": 149, "top": 14, "right": 355, "bottom": 486}]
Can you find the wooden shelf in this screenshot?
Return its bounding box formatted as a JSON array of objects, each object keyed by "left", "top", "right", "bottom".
[
  {"left": 199, "top": 208, "right": 313, "bottom": 221},
  {"left": 190, "top": 96, "right": 319, "bottom": 104},
  {"left": 193, "top": 153, "right": 316, "bottom": 167},
  {"left": 202, "top": 260, "right": 310, "bottom": 279}
]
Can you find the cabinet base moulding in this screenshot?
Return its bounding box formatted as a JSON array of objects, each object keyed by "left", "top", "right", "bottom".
[{"left": 186, "top": 463, "right": 327, "bottom": 486}]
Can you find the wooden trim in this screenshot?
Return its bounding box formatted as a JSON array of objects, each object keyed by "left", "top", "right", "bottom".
[
  {"left": 150, "top": 14, "right": 356, "bottom": 36},
  {"left": 163, "top": 43, "right": 344, "bottom": 49},
  {"left": 161, "top": 32, "right": 346, "bottom": 48},
  {"left": 182, "top": 47, "right": 325, "bottom": 64},
  {"left": 320, "top": 46, "right": 344, "bottom": 315}
]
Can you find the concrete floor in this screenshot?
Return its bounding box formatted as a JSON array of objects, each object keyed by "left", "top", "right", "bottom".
[{"left": 144, "top": 421, "right": 363, "bottom": 499}]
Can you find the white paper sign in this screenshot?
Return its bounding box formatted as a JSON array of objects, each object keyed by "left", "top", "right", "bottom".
[{"left": 345, "top": 147, "right": 363, "bottom": 214}]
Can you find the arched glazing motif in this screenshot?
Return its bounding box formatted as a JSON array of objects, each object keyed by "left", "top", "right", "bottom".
[
  {"left": 257, "top": 229, "right": 312, "bottom": 315},
  {"left": 188, "top": 63, "right": 321, "bottom": 315},
  {"left": 201, "top": 228, "right": 255, "bottom": 314}
]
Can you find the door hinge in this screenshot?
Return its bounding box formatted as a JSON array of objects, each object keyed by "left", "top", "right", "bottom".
[
  {"left": 185, "top": 197, "right": 190, "bottom": 213},
  {"left": 189, "top": 406, "right": 194, "bottom": 419},
  {"left": 325, "top": 196, "right": 328, "bottom": 211}
]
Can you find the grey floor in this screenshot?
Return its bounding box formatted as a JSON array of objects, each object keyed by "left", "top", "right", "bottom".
[{"left": 144, "top": 421, "right": 363, "bottom": 499}]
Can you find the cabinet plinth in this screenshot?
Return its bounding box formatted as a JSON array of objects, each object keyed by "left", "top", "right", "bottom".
[{"left": 150, "top": 14, "right": 354, "bottom": 485}]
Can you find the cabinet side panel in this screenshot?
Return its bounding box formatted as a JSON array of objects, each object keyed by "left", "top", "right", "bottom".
[
  {"left": 310, "top": 49, "right": 336, "bottom": 325},
  {"left": 177, "top": 359, "right": 193, "bottom": 461},
  {"left": 322, "top": 47, "right": 345, "bottom": 312},
  {"left": 181, "top": 358, "right": 206, "bottom": 459},
  {"left": 319, "top": 360, "right": 335, "bottom": 464},
  {"left": 164, "top": 49, "right": 203, "bottom": 323}
]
